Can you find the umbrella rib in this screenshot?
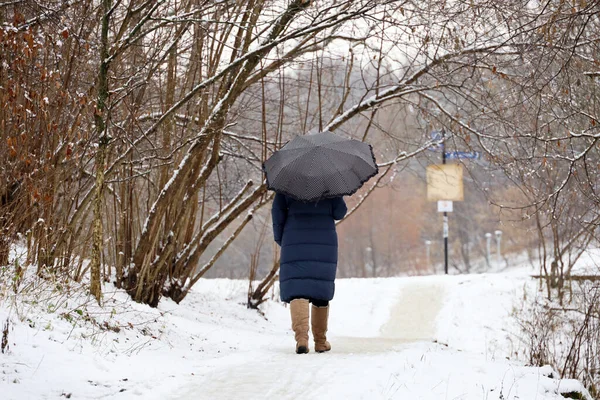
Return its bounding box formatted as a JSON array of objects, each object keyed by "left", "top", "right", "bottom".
[
  {"left": 268, "top": 148, "right": 311, "bottom": 187},
  {"left": 317, "top": 145, "right": 377, "bottom": 171},
  {"left": 321, "top": 149, "right": 352, "bottom": 195}
]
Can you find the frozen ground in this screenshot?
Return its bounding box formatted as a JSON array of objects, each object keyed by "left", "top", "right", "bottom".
[{"left": 0, "top": 249, "right": 594, "bottom": 400}]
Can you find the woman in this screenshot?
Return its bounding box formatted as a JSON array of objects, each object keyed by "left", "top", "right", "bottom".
[{"left": 271, "top": 192, "right": 347, "bottom": 354}]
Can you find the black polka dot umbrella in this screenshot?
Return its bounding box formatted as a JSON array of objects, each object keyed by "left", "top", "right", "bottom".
[{"left": 263, "top": 132, "right": 378, "bottom": 202}]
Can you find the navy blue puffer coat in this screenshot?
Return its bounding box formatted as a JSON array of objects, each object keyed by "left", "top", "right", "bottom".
[{"left": 271, "top": 193, "right": 347, "bottom": 303}]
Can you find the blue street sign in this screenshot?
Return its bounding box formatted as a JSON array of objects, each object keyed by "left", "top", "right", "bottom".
[
  {"left": 428, "top": 130, "right": 444, "bottom": 152},
  {"left": 444, "top": 151, "right": 481, "bottom": 160},
  {"left": 430, "top": 130, "right": 443, "bottom": 141}
]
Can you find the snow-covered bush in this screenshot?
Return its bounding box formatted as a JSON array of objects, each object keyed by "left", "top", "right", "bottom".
[{"left": 517, "top": 280, "right": 600, "bottom": 398}]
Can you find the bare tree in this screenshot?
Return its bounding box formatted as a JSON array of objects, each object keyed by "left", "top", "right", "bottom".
[{"left": 4, "top": 0, "right": 600, "bottom": 308}]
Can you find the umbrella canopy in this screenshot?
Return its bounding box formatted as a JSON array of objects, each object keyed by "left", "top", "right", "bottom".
[{"left": 263, "top": 131, "right": 378, "bottom": 202}]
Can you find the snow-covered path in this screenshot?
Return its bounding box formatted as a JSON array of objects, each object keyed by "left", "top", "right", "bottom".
[
  {"left": 380, "top": 282, "right": 444, "bottom": 341},
  {"left": 2, "top": 267, "right": 592, "bottom": 400},
  {"left": 175, "top": 282, "right": 445, "bottom": 399},
  {"left": 169, "top": 274, "right": 589, "bottom": 400}
]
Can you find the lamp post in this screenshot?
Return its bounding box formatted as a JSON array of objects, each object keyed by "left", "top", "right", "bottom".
[
  {"left": 485, "top": 232, "right": 492, "bottom": 267},
  {"left": 494, "top": 230, "right": 502, "bottom": 263},
  {"left": 425, "top": 240, "right": 432, "bottom": 271},
  {"left": 365, "top": 246, "right": 373, "bottom": 277}
]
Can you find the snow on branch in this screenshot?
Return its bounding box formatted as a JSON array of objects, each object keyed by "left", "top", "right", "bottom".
[
  {"left": 181, "top": 182, "right": 267, "bottom": 269},
  {"left": 325, "top": 43, "right": 522, "bottom": 133}
]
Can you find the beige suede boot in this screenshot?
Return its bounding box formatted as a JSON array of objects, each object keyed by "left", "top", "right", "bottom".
[
  {"left": 290, "top": 299, "right": 310, "bottom": 354},
  {"left": 311, "top": 304, "right": 331, "bottom": 353}
]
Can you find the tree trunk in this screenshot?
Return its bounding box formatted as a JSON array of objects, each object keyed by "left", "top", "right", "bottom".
[
  {"left": 90, "top": 0, "right": 112, "bottom": 305},
  {"left": 90, "top": 137, "right": 108, "bottom": 304},
  {"left": 248, "top": 259, "right": 280, "bottom": 309}
]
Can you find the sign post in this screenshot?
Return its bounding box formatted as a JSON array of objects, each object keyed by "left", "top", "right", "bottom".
[
  {"left": 495, "top": 230, "right": 502, "bottom": 263},
  {"left": 426, "top": 129, "right": 471, "bottom": 275},
  {"left": 485, "top": 232, "right": 492, "bottom": 267},
  {"left": 442, "top": 137, "right": 449, "bottom": 275}
]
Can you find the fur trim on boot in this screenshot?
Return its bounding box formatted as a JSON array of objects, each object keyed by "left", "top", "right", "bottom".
[
  {"left": 311, "top": 304, "right": 331, "bottom": 353},
  {"left": 290, "top": 299, "right": 310, "bottom": 354}
]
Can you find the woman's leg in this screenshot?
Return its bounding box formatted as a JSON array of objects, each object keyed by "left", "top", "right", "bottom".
[
  {"left": 289, "top": 298, "right": 310, "bottom": 354},
  {"left": 310, "top": 298, "right": 329, "bottom": 307},
  {"left": 309, "top": 299, "right": 331, "bottom": 352}
]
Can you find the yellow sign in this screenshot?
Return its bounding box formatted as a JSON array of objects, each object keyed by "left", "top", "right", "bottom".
[{"left": 426, "top": 164, "right": 464, "bottom": 201}]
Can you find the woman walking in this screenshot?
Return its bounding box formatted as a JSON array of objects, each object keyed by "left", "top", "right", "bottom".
[
  {"left": 263, "top": 131, "right": 377, "bottom": 353},
  {"left": 272, "top": 193, "right": 347, "bottom": 354}
]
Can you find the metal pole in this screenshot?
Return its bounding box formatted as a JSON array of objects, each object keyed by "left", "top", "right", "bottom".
[
  {"left": 485, "top": 232, "right": 492, "bottom": 267},
  {"left": 442, "top": 129, "right": 448, "bottom": 275},
  {"left": 443, "top": 215, "right": 448, "bottom": 274},
  {"left": 425, "top": 240, "right": 431, "bottom": 271},
  {"left": 495, "top": 230, "right": 502, "bottom": 263},
  {"left": 497, "top": 237, "right": 501, "bottom": 261}
]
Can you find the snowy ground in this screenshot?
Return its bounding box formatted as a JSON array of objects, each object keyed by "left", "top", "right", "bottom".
[{"left": 0, "top": 250, "right": 594, "bottom": 399}]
